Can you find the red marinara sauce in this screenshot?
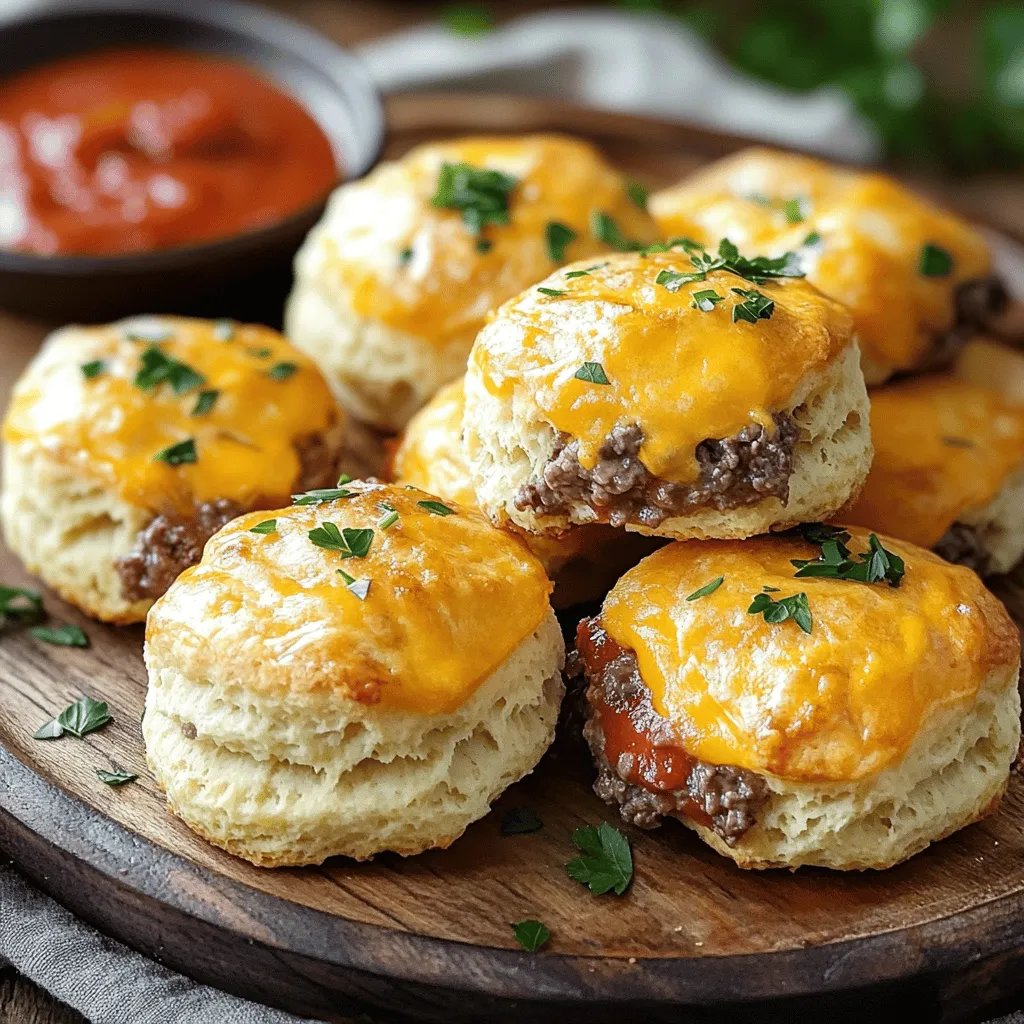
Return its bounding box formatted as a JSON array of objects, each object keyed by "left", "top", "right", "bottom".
[
  {"left": 576, "top": 617, "right": 712, "bottom": 827},
  {"left": 0, "top": 48, "right": 338, "bottom": 256}
]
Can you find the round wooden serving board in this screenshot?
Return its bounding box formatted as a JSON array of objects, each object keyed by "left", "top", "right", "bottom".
[{"left": 2, "top": 94, "right": 1024, "bottom": 1024}]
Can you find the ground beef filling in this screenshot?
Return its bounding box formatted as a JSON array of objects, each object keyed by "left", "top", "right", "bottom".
[
  {"left": 919, "top": 276, "right": 1016, "bottom": 373},
  {"left": 934, "top": 522, "right": 990, "bottom": 576},
  {"left": 572, "top": 617, "right": 769, "bottom": 844},
  {"left": 515, "top": 415, "right": 799, "bottom": 529},
  {"left": 116, "top": 433, "right": 340, "bottom": 602}
]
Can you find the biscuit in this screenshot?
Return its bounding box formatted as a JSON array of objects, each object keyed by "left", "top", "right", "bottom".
[
  {"left": 575, "top": 529, "right": 1021, "bottom": 870},
  {"left": 650, "top": 147, "right": 996, "bottom": 385},
  {"left": 1, "top": 316, "right": 347, "bottom": 623},
  {"left": 844, "top": 374, "right": 1024, "bottom": 575},
  {"left": 285, "top": 134, "right": 658, "bottom": 430},
  {"left": 143, "top": 481, "right": 564, "bottom": 866},
  {"left": 464, "top": 250, "right": 871, "bottom": 541}
]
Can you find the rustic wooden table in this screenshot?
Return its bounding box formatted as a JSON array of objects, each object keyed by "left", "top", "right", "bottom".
[{"left": 4, "top": 3, "right": 1024, "bottom": 1023}]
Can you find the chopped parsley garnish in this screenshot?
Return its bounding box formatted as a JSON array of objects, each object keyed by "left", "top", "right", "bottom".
[
  {"left": 337, "top": 473, "right": 352, "bottom": 486},
  {"left": 791, "top": 529, "right": 905, "bottom": 587},
  {"left": 96, "top": 769, "right": 136, "bottom": 786},
  {"left": 537, "top": 287, "right": 566, "bottom": 297},
  {"left": 247, "top": 346, "right": 272, "bottom": 359},
  {"left": 747, "top": 591, "right": 813, "bottom": 634},
  {"left": 153, "top": 438, "right": 196, "bottom": 466},
  {"left": 627, "top": 181, "right": 648, "bottom": 210},
  {"left": 191, "top": 389, "right": 218, "bottom": 417},
  {"left": 399, "top": 247, "right": 414, "bottom": 265},
  {"left": 565, "top": 263, "right": 607, "bottom": 279},
  {"left": 511, "top": 920, "right": 550, "bottom": 952},
  {"left": 0, "top": 585, "right": 44, "bottom": 627},
  {"left": 591, "top": 211, "right": 642, "bottom": 251},
  {"left": 431, "top": 162, "right": 517, "bottom": 235},
  {"left": 308, "top": 523, "right": 374, "bottom": 559},
  {"left": 501, "top": 806, "right": 543, "bottom": 835},
  {"left": 31, "top": 624, "right": 88, "bottom": 648},
  {"left": 691, "top": 288, "right": 725, "bottom": 312},
  {"left": 920, "top": 243, "right": 953, "bottom": 277},
  {"left": 81, "top": 360, "right": 105, "bottom": 380},
  {"left": 440, "top": 3, "right": 493, "bottom": 35},
  {"left": 731, "top": 287, "right": 775, "bottom": 323},
  {"left": 574, "top": 361, "right": 610, "bottom": 385},
  {"left": 943, "top": 435, "right": 975, "bottom": 448},
  {"left": 656, "top": 268, "right": 705, "bottom": 292},
  {"left": 337, "top": 568, "right": 370, "bottom": 600},
  {"left": 249, "top": 519, "right": 277, "bottom": 535},
  {"left": 377, "top": 508, "right": 399, "bottom": 530},
  {"left": 783, "top": 198, "right": 805, "bottom": 224},
  {"left": 151, "top": 438, "right": 195, "bottom": 466},
  {"left": 566, "top": 822, "right": 633, "bottom": 896},
  {"left": 803, "top": 231, "right": 822, "bottom": 246},
  {"left": 762, "top": 585, "right": 780, "bottom": 592},
  {"left": 418, "top": 499, "right": 456, "bottom": 516},
  {"left": 267, "top": 362, "right": 298, "bottom": 382},
  {"left": 34, "top": 696, "right": 112, "bottom": 741},
  {"left": 546, "top": 221, "right": 576, "bottom": 263},
  {"left": 747, "top": 192, "right": 772, "bottom": 207},
  {"left": 134, "top": 346, "right": 205, "bottom": 395},
  {"left": 292, "top": 487, "right": 353, "bottom": 505},
  {"left": 476, "top": 238, "right": 492, "bottom": 254},
  {"left": 212, "top": 320, "right": 235, "bottom": 342},
  {"left": 701, "top": 238, "right": 804, "bottom": 284},
  {"left": 686, "top": 576, "right": 724, "bottom": 601}
]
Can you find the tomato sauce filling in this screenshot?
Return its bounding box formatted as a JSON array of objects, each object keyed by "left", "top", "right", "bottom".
[
  {"left": 576, "top": 617, "right": 713, "bottom": 827},
  {"left": 0, "top": 47, "right": 338, "bottom": 255}
]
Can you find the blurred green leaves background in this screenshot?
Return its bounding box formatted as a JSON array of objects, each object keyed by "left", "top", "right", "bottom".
[
  {"left": 628, "top": 0, "right": 1024, "bottom": 171},
  {"left": 442, "top": 1, "right": 1024, "bottom": 171}
]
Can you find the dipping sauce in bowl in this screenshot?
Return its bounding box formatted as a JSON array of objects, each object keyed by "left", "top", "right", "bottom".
[{"left": 0, "top": 46, "right": 339, "bottom": 256}]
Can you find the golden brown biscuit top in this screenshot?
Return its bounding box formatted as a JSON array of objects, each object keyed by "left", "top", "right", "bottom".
[
  {"left": 319, "top": 134, "right": 658, "bottom": 348},
  {"left": 601, "top": 529, "right": 1019, "bottom": 782},
  {"left": 468, "top": 250, "right": 854, "bottom": 484},
  {"left": 2, "top": 316, "right": 338, "bottom": 517},
  {"left": 844, "top": 376, "right": 1024, "bottom": 547},
  {"left": 651, "top": 147, "right": 992, "bottom": 377},
  {"left": 147, "top": 482, "right": 554, "bottom": 715}
]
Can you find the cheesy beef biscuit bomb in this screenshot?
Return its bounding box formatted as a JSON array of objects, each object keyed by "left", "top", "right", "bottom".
[
  {"left": 390, "top": 377, "right": 661, "bottom": 607},
  {"left": 573, "top": 529, "right": 1021, "bottom": 870},
  {"left": 650, "top": 148, "right": 1001, "bottom": 385},
  {"left": 464, "top": 248, "right": 872, "bottom": 541},
  {"left": 143, "top": 482, "right": 564, "bottom": 866},
  {"left": 285, "top": 134, "right": 658, "bottom": 430},
  {"left": 1, "top": 317, "right": 350, "bottom": 624},
  {"left": 843, "top": 375, "right": 1024, "bottom": 576}
]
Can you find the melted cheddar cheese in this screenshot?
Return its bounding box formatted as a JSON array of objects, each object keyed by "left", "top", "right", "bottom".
[
  {"left": 844, "top": 376, "right": 1024, "bottom": 547},
  {"left": 158, "top": 483, "right": 553, "bottom": 714},
  {"left": 318, "top": 134, "right": 658, "bottom": 348},
  {"left": 602, "top": 530, "right": 1019, "bottom": 782},
  {"left": 391, "top": 376, "right": 599, "bottom": 569},
  {"left": 651, "top": 148, "right": 992, "bottom": 380},
  {"left": 2, "top": 316, "right": 338, "bottom": 517},
  {"left": 469, "top": 252, "right": 853, "bottom": 482}
]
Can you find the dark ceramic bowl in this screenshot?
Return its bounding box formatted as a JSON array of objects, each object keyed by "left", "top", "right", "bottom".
[{"left": 0, "top": 0, "right": 383, "bottom": 324}]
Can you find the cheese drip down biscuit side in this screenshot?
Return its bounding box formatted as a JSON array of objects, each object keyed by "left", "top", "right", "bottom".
[{"left": 143, "top": 481, "right": 565, "bottom": 867}]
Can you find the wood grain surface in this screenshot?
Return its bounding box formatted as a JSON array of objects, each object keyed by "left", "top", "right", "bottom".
[{"left": 2, "top": 94, "right": 1024, "bottom": 1024}]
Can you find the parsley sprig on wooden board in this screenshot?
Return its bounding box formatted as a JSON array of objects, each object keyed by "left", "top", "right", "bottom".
[
  {"left": 34, "top": 696, "right": 112, "bottom": 740},
  {"left": 566, "top": 822, "right": 633, "bottom": 895},
  {"left": 511, "top": 919, "right": 551, "bottom": 952},
  {"left": 431, "top": 162, "right": 518, "bottom": 235},
  {"left": 0, "top": 585, "right": 44, "bottom": 628}
]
